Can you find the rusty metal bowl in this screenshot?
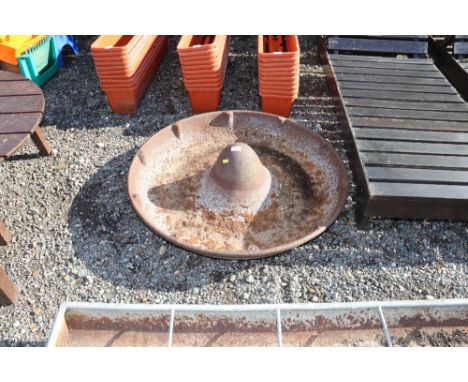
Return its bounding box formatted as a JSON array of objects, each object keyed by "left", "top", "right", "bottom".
[{"left": 128, "top": 110, "right": 348, "bottom": 260}]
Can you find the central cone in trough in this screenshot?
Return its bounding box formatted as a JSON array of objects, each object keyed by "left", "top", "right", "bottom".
[{"left": 197, "top": 142, "right": 272, "bottom": 213}]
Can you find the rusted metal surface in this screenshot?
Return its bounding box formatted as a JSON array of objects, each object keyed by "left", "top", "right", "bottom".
[
  {"left": 128, "top": 110, "right": 348, "bottom": 259},
  {"left": 48, "top": 300, "right": 468, "bottom": 347},
  {"left": 383, "top": 304, "right": 468, "bottom": 347}
]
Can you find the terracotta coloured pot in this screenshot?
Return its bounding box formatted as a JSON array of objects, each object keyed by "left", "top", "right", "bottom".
[
  {"left": 102, "top": 38, "right": 169, "bottom": 114},
  {"left": 94, "top": 37, "right": 163, "bottom": 79},
  {"left": 178, "top": 39, "right": 227, "bottom": 67},
  {"left": 98, "top": 38, "right": 167, "bottom": 88},
  {"left": 177, "top": 35, "right": 225, "bottom": 54},
  {"left": 182, "top": 55, "right": 228, "bottom": 86},
  {"left": 187, "top": 90, "right": 222, "bottom": 113},
  {"left": 178, "top": 36, "right": 227, "bottom": 57},
  {"left": 258, "top": 35, "right": 300, "bottom": 58},
  {"left": 259, "top": 85, "right": 299, "bottom": 95},
  {"left": 96, "top": 37, "right": 165, "bottom": 79},
  {"left": 91, "top": 35, "right": 144, "bottom": 56},
  {"left": 260, "top": 95, "right": 296, "bottom": 117},
  {"left": 93, "top": 36, "right": 158, "bottom": 64}
]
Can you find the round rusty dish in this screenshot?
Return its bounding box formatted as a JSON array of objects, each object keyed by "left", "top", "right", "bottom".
[{"left": 128, "top": 111, "right": 348, "bottom": 260}]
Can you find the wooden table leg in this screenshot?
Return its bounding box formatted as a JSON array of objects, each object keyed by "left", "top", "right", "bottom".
[
  {"left": 31, "top": 126, "right": 52, "bottom": 156},
  {"left": 0, "top": 219, "right": 11, "bottom": 245},
  {"left": 0, "top": 267, "right": 18, "bottom": 305}
]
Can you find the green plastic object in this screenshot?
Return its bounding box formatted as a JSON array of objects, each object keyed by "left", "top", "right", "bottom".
[{"left": 17, "top": 36, "right": 59, "bottom": 86}]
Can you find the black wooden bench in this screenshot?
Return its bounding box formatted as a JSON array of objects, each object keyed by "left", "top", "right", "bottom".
[
  {"left": 429, "top": 35, "right": 468, "bottom": 101},
  {"left": 317, "top": 35, "right": 468, "bottom": 226}
]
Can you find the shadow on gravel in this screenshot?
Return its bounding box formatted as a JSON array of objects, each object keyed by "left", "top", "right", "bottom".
[{"left": 68, "top": 148, "right": 468, "bottom": 293}]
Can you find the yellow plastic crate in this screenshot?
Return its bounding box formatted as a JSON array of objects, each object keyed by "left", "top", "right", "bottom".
[{"left": 0, "top": 35, "right": 46, "bottom": 65}]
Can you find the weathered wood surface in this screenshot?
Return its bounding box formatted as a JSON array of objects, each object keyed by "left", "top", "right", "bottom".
[
  {"left": 0, "top": 70, "right": 51, "bottom": 159},
  {"left": 328, "top": 37, "right": 428, "bottom": 55},
  {"left": 0, "top": 267, "right": 18, "bottom": 305},
  {"left": 323, "top": 42, "right": 468, "bottom": 222}
]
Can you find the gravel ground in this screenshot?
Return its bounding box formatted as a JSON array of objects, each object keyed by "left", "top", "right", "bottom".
[{"left": 0, "top": 36, "right": 467, "bottom": 346}]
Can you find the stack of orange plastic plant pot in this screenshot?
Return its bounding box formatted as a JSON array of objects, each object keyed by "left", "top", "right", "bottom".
[
  {"left": 177, "top": 35, "right": 230, "bottom": 113},
  {"left": 258, "top": 35, "right": 300, "bottom": 117},
  {"left": 91, "top": 35, "right": 169, "bottom": 114}
]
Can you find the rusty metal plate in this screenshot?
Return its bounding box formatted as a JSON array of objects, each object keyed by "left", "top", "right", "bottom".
[{"left": 128, "top": 110, "right": 348, "bottom": 259}]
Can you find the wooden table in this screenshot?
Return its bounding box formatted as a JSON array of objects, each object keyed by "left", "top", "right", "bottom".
[
  {"left": 1, "top": 70, "right": 52, "bottom": 303},
  {"left": 1, "top": 70, "right": 52, "bottom": 244},
  {"left": 0, "top": 70, "right": 51, "bottom": 159}
]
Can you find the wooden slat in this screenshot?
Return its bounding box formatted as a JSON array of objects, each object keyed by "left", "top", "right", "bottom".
[
  {"left": 341, "top": 88, "right": 463, "bottom": 103},
  {"left": 335, "top": 73, "right": 448, "bottom": 86},
  {"left": 351, "top": 116, "right": 468, "bottom": 132},
  {"left": 0, "top": 80, "right": 43, "bottom": 97},
  {"left": 344, "top": 98, "right": 468, "bottom": 112},
  {"left": 329, "top": 54, "right": 432, "bottom": 65},
  {"left": 356, "top": 139, "right": 468, "bottom": 156},
  {"left": 0, "top": 133, "right": 29, "bottom": 157},
  {"left": 328, "top": 37, "right": 427, "bottom": 54},
  {"left": 0, "top": 71, "right": 27, "bottom": 81},
  {"left": 333, "top": 66, "right": 444, "bottom": 79},
  {"left": 0, "top": 113, "right": 42, "bottom": 134},
  {"left": 353, "top": 128, "right": 468, "bottom": 143},
  {"left": 0, "top": 220, "right": 11, "bottom": 245},
  {"left": 361, "top": 152, "right": 468, "bottom": 169},
  {"left": 0, "top": 95, "right": 45, "bottom": 113},
  {"left": 331, "top": 59, "right": 436, "bottom": 71},
  {"left": 368, "top": 182, "right": 468, "bottom": 199},
  {"left": 348, "top": 106, "right": 468, "bottom": 122},
  {"left": 367, "top": 167, "right": 468, "bottom": 184},
  {"left": 0, "top": 267, "right": 18, "bottom": 305},
  {"left": 339, "top": 81, "right": 457, "bottom": 94}
]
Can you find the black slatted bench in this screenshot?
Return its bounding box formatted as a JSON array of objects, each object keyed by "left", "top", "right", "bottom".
[
  {"left": 429, "top": 35, "right": 468, "bottom": 101},
  {"left": 317, "top": 35, "right": 468, "bottom": 226}
]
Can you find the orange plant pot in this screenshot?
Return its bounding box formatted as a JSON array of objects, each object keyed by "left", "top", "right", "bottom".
[
  {"left": 258, "top": 73, "right": 299, "bottom": 86},
  {"left": 177, "top": 35, "right": 225, "bottom": 54},
  {"left": 179, "top": 39, "right": 228, "bottom": 69},
  {"left": 258, "top": 60, "right": 299, "bottom": 71},
  {"left": 182, "top": 56, "right": 228, "bottom": 86},
  {"left": 91, "top": 35, "right": 144, "bottom": 56},
  {"left": 102, "top": 38, "right": 169, "bottom": 114},
  {"left": 258, "top": 35, "right": 300, "bottom": 58},
  {"left": 96, "top": 38, "right": 166, "bottom": 84},
  {"left": 94, "top": 37, "right": 162, "bottom": 79},
  {"left": 261, "top": 95, "right": 296, "bottom": 117},
  {"left": 259, "top": 85, "right": 299, "bottom": 96},
  {"left": 178, "top": 36, "right": 227, "bottom": 58},
  {"left": 187, "top": 90, "right": 222, "bottom": 113}
]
